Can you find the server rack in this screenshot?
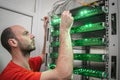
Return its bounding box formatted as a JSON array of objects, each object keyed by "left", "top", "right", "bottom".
[{"left": 45, "top": 0, "right": 120, "bottom": 80}]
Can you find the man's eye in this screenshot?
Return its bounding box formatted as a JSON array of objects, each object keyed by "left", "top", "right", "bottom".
[
  {"left": 23, "top": 31, "right": 29, "bottom": 35},
  {"left": 25, "top": 32, "right": 28, "bottom": 35}
]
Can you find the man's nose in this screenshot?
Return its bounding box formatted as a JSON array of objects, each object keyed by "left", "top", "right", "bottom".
[{"left": 30, "top": 33, "right": 35, "bottom": 38}]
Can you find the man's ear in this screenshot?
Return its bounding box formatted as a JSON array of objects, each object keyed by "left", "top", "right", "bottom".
[{"left": 8, "top": 39, "right": 17, "bottom": 47}]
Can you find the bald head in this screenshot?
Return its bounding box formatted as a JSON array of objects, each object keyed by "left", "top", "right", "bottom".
[
  {"left": 10, "top": 25, "right": 26, "bottom": 35},
  {"left": 1, "top": 25, "right": 35, "bottom": 55},
  {"left": 1, "top": 25, "right": 24, "bottom": 52}
]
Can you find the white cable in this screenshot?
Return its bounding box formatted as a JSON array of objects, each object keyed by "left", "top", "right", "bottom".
[{"left": 48, "top": 0, "right": 73, "bottom": 16}]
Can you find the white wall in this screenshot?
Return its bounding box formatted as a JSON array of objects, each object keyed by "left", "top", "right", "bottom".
[{"left": 31, "top": 0, "right": 56, "bottom": 57}]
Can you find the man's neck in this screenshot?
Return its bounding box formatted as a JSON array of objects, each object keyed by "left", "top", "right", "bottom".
[{"left": 11, "top": 51, "right": 31, "bottom": 70}]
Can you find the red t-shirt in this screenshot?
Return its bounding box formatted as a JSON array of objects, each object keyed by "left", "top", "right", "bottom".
[{"left": 0, "top": 56, "right": 42, "bottom": 80}]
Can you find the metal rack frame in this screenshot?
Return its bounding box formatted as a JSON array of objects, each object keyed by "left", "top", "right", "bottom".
[{"left": 45, "top": 0, "right": 120, "bottom": 80}]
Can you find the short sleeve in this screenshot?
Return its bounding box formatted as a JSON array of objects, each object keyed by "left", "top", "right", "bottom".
[
  {"left": 15, "top": 71, "right": 41, "bottom": 80},
  {"left": 29, "top": 56, "right": 43, "bottom": 72}
]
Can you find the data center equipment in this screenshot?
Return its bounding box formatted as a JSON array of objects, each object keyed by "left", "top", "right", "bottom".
[{"left": 45, "top": 0, "right": 120, "bottom": 80}]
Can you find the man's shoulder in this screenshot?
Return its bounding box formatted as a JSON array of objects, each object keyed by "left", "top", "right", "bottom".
[
  {"left": 0, "top": 61, "right": 26, "bottom": 76},
  {"left": 0, "top": 61, "right": 19, "bottom": 79},
  {"left": 0, "top": 61, "right": 41, "bottom": 80}
]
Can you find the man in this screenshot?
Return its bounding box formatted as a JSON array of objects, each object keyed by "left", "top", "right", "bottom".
[{"left": 0, "top": 11, "right": 73, "bottom": 80}]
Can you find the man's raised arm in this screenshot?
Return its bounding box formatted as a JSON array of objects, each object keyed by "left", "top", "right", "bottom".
[{"left": 40, "top": 11, "right": 73, "bottom": 80}]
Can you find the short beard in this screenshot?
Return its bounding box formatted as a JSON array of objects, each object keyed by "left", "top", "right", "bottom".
[{"left": 17, "top": 40, "right": 35, "bottom": 57}]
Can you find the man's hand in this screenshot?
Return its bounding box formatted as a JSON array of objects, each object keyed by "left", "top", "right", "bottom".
[
  {"left": 43, "top": 16, "right": 49, "bottom": 32},
  {"left": 60, "top": 11, "right": 73, "bottom": 32}
]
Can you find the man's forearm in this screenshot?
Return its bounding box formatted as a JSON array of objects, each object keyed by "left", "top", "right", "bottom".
[
  {"left": 40, "top": 17, "right": 49, "bottom": 63},
  {"left": 56, "top": 29, "right": 73, "bottom": 79}
]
